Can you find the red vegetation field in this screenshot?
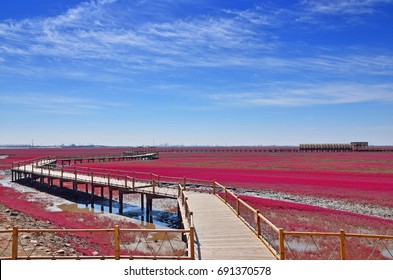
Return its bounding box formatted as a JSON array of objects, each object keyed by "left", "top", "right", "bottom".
[
  {"left": 76, "top": 150, "right": 393, "bottom": 208},
  {"left": 241, "top": 195, "right": 393, "bottom": 233},
  {"left": 1, "top": 147, "right": 393, "bottom": 251},
  {"left": 0, "top": 147, "right": 130, "bottom": 170},
  {"left": 0, "top": 184, "right": 139, "bottom": 255}
]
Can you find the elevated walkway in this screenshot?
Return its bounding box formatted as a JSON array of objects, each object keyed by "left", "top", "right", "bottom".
[
  {"left": 10, "top": 157, "right": 277, "bottom": 260},
  {"left": 185, "top": 191, "right": 275, "bottom": 259}
]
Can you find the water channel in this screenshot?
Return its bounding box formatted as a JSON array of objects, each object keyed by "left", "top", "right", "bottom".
[{"left": 1, "top": 175, "right": 181, "bottom": 229}]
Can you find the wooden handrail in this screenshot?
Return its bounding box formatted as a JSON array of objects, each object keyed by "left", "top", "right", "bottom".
[
  {"left": 238, "top": 197, "right": 257, "bottom": 213},
  {"left": 2, "top": 226, "right": 194, "bottom": 260},
  {"left": 258, "top": 213, "right": 280, "bottom": 233}
]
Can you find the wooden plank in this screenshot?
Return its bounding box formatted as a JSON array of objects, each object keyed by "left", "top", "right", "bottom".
[{"left": 185, "top": 191, "right": 276, "bottom": 260}]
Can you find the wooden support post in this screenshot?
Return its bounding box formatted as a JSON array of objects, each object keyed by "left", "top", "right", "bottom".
[
  {"left": 340, "top": 229, "right": 347, "bottom": 260},
  {"left": 189, "top": 226, "right": 195, "bottom": 260},
  {"left": 256, "top": 210, "right": 261, "bottom": 236},
  {"left": 12, "top": 226, "right": 18, "bottom": 260},
  {"left": 91, "top": 184, "right": 95, "bottom": 208},
  {"left": 185, "top": 198, "right": 189, "bottom": 215},
  {"left": 141, "top": 193, "right": 144, "bottom": 211},
  {"left": 213, "top": 181, "right": 216, "bottom": 195},
  {"left": 124, "top": 175, "right": 128, "bottom": 188},
  {"left": 236, "top": 195, "right": 240, "bottom": 216},
  {"left": 114, "top": 225, "right": 120, "bottom": 260},
  {"left": 146, "top": 196, "right": 152, "bottom": 222},
  {"left": 109, "top": 188, "right": 113, "bottom": 213},
  {"left": 132, "top": 177, "right": 135, "bottom": 190},
  {"left": 101, "top": 186, "right": 104, "bottom": 198},
  {"left": 183, "top": 178, "right": 187, "bottom": 190},
  {"left": 177, "top": 203, "right": 181, "bottom": 219},
  {"left": 108, "top": 173, "right": 110, "bottom": 186},
  {"left": 119, "top": 191, "right": 124, "bottom": 214},
  {"left": 279, "top": 228, "right": 285, "bottom": 260},
  {"left": 61, "top": 166, "right": 64, "bottom": 179},
  {"left": 224, "top": 188, "right": 228, "bottom": 203},
  {"left": 149, "top": 199, "right": 153, "bottom": 223}
]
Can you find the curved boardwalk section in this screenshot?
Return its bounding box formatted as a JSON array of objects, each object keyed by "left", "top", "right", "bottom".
[
  {"left": 10, "top": 156, "right": 277, "bottom": 260},
  {"left": 185, "top": 191, "right": 275, "bottom": 260}
]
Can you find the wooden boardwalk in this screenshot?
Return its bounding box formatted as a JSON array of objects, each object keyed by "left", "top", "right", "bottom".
[
  {"left": 10, "top": 157, "right": 277, "bottom": 260},
  {"left": 185, "top": 191, "right": 276, "bottom": 260}
]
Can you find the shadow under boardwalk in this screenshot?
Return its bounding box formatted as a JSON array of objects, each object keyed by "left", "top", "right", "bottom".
[{"left": 185, "top": 191, "right": 276, "bottom": 260}]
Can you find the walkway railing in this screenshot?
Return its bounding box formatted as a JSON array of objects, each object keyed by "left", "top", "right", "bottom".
[
  {"left": 0, "top": 226, "right": 194, "bottom": 260},
  {"left": 210, "top": 182, "right": 393, "bottom": 260}
]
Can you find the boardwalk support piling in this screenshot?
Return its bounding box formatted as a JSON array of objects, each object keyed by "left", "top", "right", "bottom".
[{"left": 119, "top": 191, "right": 124, "bottom": 214}]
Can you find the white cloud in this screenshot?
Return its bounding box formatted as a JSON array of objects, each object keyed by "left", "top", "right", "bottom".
[
  {"left": 209, "top": 83, "right": 393, "bottom": 107},
  {"left": 0, "top": 0, "right": 392, "bottom": 108},
  {"left": 0, "top": 92, "right": 119, "bottom": 115},
  {"left": 301, "top": 0, "right": 392, "bottom": 15},
  {"left": 0, "top": 0, "right": 275, "bottom": 70}
]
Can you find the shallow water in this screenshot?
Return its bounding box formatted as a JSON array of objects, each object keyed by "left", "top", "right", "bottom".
[
  {"left": 1, "top": 175, "right": 180, "bottom": 229},
  {"left": 0, "top": 178, "right": 11, "bottom": 187},
  {"left": 57, "top": 200, "right": 180, "bottom": 229},
  {"left": 381, "top": 248, "right": 393, "bottom": 259}
]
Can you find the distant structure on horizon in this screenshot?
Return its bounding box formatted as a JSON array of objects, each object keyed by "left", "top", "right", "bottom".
[{"left": 299, "top": 142, "right": 369, "bottom": 152}]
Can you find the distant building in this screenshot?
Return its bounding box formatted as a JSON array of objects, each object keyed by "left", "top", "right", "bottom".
[
  {"left": 299, "top": 142, "right": 368, "bottom": 152},
  {"left": 350, "top": 142, "right": 369, "bottom": 151}
]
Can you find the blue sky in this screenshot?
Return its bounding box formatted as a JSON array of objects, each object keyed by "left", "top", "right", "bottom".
[{"left": 0, "top": 0, "right": 392, "bottom": 146}]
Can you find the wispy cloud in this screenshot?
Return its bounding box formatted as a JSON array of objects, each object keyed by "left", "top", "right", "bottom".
[
  {"left": 0, "top": 0, "right": 272, "bottom": 69},
  {"left": 0, "top": 0, "right": 392, "bottom": 109},
  {"left": 0, "top": 0, "right": 391, "bottom": 73},
  {"left": 301, "top": 0, "right": 392, "bottom": 15},
  {"left": 208, "top": 83, "right": 393, "bottom": 107},
  {"left": 0, "top": 92, "right": 124, "bottom": 115}
]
